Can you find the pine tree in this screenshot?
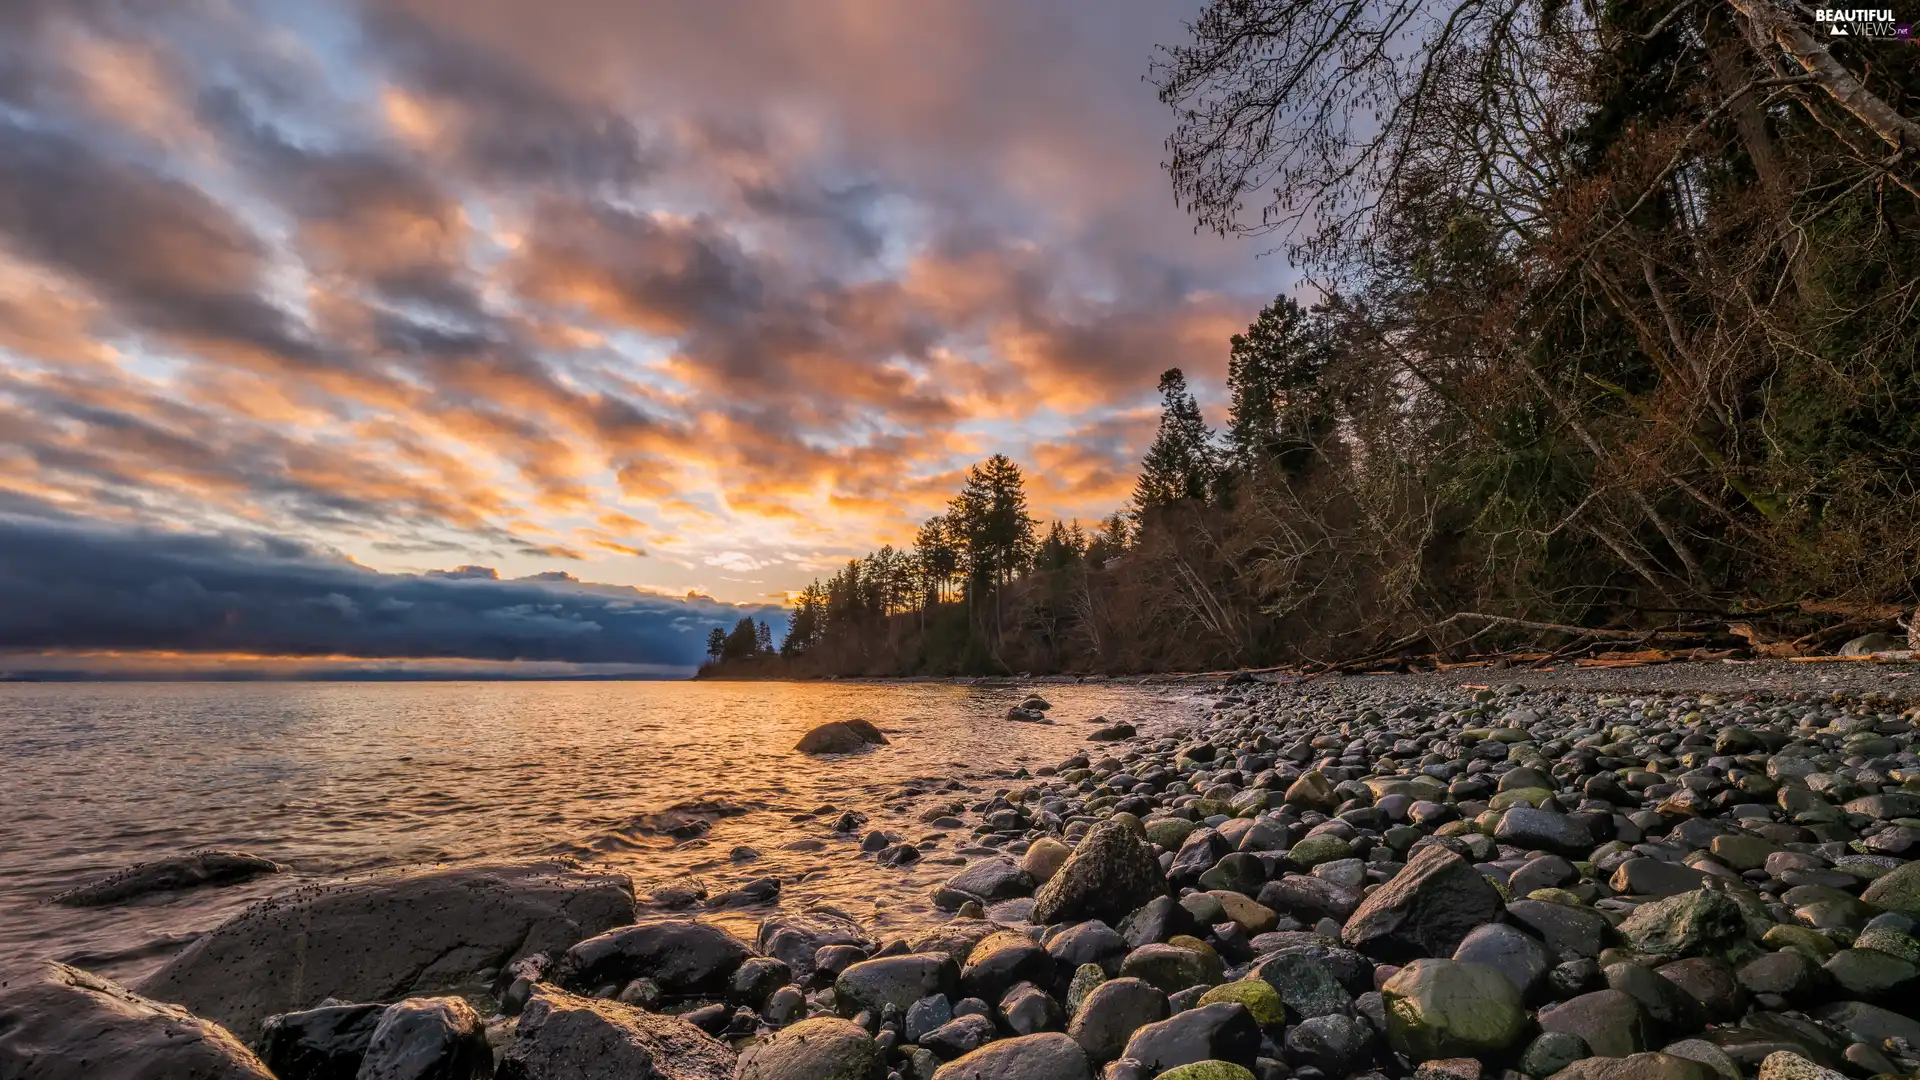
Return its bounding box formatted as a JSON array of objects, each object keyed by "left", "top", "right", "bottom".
[
  {"left": 951, "top": 454, "right": 1037, "bottom": 593},
  {"left": 914, "top": 514, "right": 960, "bottom": 604},
  {"left": 754, "top": 620, "right": 774, "bottom": 654},
  {"left": 1226, "top": 294, "right": 1330, "bottom": 471},
  {"left": 1133, "top": 368, "right": 1217, "bottom": 511},
  {"left": 722, "top": 616, "right": 758, "bottom": 659},
  {"left": 705, "top": 626, "right": 727, "bottom": 660}
]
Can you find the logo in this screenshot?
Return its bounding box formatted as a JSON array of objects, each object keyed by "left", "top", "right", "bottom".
[{"left": 1814, "top": 8, "right": 1903, "bottom": 36}]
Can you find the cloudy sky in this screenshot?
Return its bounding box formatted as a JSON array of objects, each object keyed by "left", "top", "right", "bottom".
[{"left": 0, "top": 0, "right": 1290, "bottom": 672}]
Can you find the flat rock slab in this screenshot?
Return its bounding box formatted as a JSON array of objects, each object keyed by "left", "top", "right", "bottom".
[
  {"left": 0, "top": 962, "right": 276, "bottom": 1080},
  {"left": 51, "top": 851, "right": 286, "bottom": 907},
  {"left": 139, "top": 861, "right": 635, "bottom": 1037}
]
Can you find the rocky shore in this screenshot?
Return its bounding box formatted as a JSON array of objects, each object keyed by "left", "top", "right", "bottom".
[{"left": 6, "top": 671, "right": 1920, "bottom": 1080}]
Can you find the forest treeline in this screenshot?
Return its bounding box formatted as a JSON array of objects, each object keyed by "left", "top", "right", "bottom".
[{"left": 703, "top": 0, "right": 1920, "bottom": 678}]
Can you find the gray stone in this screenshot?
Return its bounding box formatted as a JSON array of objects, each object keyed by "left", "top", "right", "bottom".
[
  {"left": 0, "top": 963, "right": 277, "bottom": 1080},
  {"left": 1342, "top": 845, "right": 1503, "bottom": 961},
  {"left": 944, "top": 860, "right": 1035, "bottom": 902},
  {"left": 795, "top": 721, "right": 889, "bottom": 754},
  {"left": 557, "top": 919, "right": 750, "bottom": 996},
  {"left": 961, "top": 931, "right": 1054, "bottom": 1003},
  {"left": 1047, "top": 921, "right": 1129, "bottom": 978},
  {"left": 139, "top": 862, "right": 635, "bottom": 1037},
  {"left": 1451, "top": 923, "right": 1553, "bottom": 1003},
  {"left": 356, "top": 997, "right": 491, "bottom": 1080},
  {"left": 1519, "top": 1032, "right": 1590, "bottom": 1078},
  {"left": 757, "top": 910, "right": 873, "bottom": 982},
  {"left": 1285, "top": 1014, "right": 1373, "bottom": 1075},
  {"left": 1068, "top": 977, "right": 1166, "bottom": 1065},
  {"left": 255, "top": 1002, "right": 387, "bottom": 1080},
  {"left": 1245, "top": 949, "right": 1352, "bottom": 1018},
  {"left": 836, "top": 954, "right": 960, "bottom": 1018},
  {"left": 1539, "top": 990, "right": 1653, "bottom": 1058},
  {"left": 921, "top": 1015, "right": 996, "bottom": 1058},
  {"left": 1505, "top": 899, "right": 1611, "bottom": 958},
  {"left": 1545, "top": 1053, "right": 1719, "bottom": 1080},
  {"left": 1618, "top": 890, "right": 1748, "bottom": 958},
  {"left": 1032, "top": 822, "right": 1167, "bottom": 926},
  {"left": 1119, "top": 1002, "right": 1261, "bottom": 1074},
  {"left": 1494, "top": 807, "right": 1594, "bottom": 858},
  {"left": 1119, "top": 944, "right": 1219, "bottom": 994},
  {"left": 497, "top": 987, "right": 737, "bottom": 1080}
]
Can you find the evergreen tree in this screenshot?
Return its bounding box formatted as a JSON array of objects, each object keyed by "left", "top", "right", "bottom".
[
  {"left": 951, "top": 454, "right": 1037, "bottom": 593},
  {"left": 914, "top": 514, "right": 960, "bottom": 604},
  {"left": 1226, "top": 294, "right": 1331, "bottom": 471},
  {"left": 1133, "top": 368, "right": 1217, "bottom": 511},
  {"left": 754, "top": 619, "right": 774, "bottom": 654},
  {"left": 705, "top": 626, "right": 727, "bottom": 660},
  {"left": 722, "top": 616, "right": 758, "bottom": 659}
]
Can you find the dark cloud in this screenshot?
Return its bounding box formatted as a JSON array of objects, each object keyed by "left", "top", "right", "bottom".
[{"left": 0, "top": 517, "right": 779, "bottom": 666}]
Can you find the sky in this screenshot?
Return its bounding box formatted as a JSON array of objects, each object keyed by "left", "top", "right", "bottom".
[{"left": 0, "top": 0, "right": 1292, "bottom": 674}]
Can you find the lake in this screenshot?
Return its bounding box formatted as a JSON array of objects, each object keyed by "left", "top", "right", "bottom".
[{"left": 0, "top": 679, "right": 1205, "bottom": 984}]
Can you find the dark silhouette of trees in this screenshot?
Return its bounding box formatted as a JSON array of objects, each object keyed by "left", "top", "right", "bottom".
[
  {"left": 1133, "top": 369, "right": 1217, "bottom": 511},
  {"left": 705, "top": 626, "right": 727, "bottom": 660}
]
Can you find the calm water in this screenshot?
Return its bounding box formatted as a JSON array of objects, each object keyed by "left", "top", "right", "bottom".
[{"left": 0, "top": 680, "right": 1204, "bottom": 984}]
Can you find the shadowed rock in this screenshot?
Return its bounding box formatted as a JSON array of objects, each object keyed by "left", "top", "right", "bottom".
[
  {"left": 0, "top": 962, "right": 276, "bottom": 1080},
  {"left": 50, "top": 850, "right": 285, "bottom": 907},
  {"left": 496, "top": 986, "right": 736, "bottom": 1080},
  {"left": 139, "top": 861, "right": 635, "bottom": 1037},
  {"left": 795, "top": 720, "right": 889, "bottom": 754}
]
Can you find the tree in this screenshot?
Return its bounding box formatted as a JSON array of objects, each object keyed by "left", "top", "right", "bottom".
[
  {"left": 722, "top": 616, "right": 758, "bottom": 660},
  {"left": 755, "top": 619, "right": 774, "bottom": 654},
  {"left": 1134, "top": 368, "right": 1217, "bottom": 511},
  {"left": 1226, "top": 295, "right": 1333, "bottom": 473},
  {"left": 783, "top": 582, "right": 825, "bottom": 656},
  {"left": 950, "top": 454, "right": 1037, "bottom": 593},
  {"left": 914, "top": 514, "right": 961, "bottom": 605},
  {"left": 705, "top": 626, "right": 727, "bottom": 660}
]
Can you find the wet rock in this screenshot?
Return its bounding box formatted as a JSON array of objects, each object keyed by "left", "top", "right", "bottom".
[
  {"left": 50, "top": 850, "right": 285, "bottom": 907},
  {"left": 355, "top": 997, "right": 490, "bottom": 1080},
  {"left": 557, "top": 918, "right": 750, "bottom": 997},
  {"left": 0, "top": 962, "right": 277, "bottom": 1080},
  {"left": 1661, "top": 1040, "right": 1742, "bottom": 1080},
  {"left": 139, "top": 861, "right": 635, "bottom": 1036},
  {"left": 1821, "top": 947, "right": 1916, "bottom": 996},
  {"left": 921, "top": 1014, "right": 996, "bottom": 1058},
  {"left": 1618, "top": 890, "right": 1748, "bottom": 958},
  {"left": 1246, "top": 949, "right": 1353, "bottom": 1018},
  {"left": 1258, "top": 876, "right": 1362, "bottom": 924},
  {"left": 836, "top": 954, "right": 960, "bottom": 1018},
  {"left": 1539, "top": 989, "right": 1654, "bottom": 1058},
  {"left": 1604, "top": 962, "right": 1705, "bottom": 1037},
  {"left": 1155, "top": 1064, "right": 1259, "bottom": 1080},
  {"left": 1380, "top": 958, "right": 1528, "bottom": 1062},
  {"left": 1518, "top": 1032, "right": 1590, "bottom": 1078},
  {"left": 795, "top": 720, "right": 889, "bottom": 754},
  {"left": 1069, "top": 977, "right": 1167, "bottom": 1064},
  {"left": 945, "top": 859, "right": 1035, "bottom": 903},
  {"left": 961, "top": 931, "right": 1055, "bottom": 1003},
  {"left": 1285, "top": 1013, "right": 1373, "bottom": 1074},
  {"left": 1611, "top": 859, "right": 1712, "bottom": 898},
  {"left": 1048, "top": 921, "right": 1129, "bottom": 979},
  {"left": 255, "top": 1002, "right": 387, "bottom": 1080},
  {"left": 931, "top": 1032, "right": 1092, "bottom": 1080},
  {"left": 1451, "top": 923, "right": 1553, "bottom": 1003},
  {"left": 497, "top": 986, "right": 736, "bottom": 1080},
  {"left": 733, "top": 1016, "right": 881, "bottom": 1080},
  {"left": 1810, "top": 1000, "right": 1920, "bottom": 1047},
  {"left": 729, "top": 957, "right": 792, "bottom": 1008},
  {"left": 1860, "top": 859, "right": 1920, "bottom": 917},
  {"left": 1089, "top": 723, "right": 1136, "bottom": 742},
  {"left": 1342, "top": 845, "right": 1503, "bottom": 961},
  {"left": 1032, "top": 821, "right": 1167, "bottom": 926},
  {"left": 1654, "top": 957, "right": 1746, "bottom": 1024},
  {"left": 1494, "top": 807, "right": 1594, "bottom": 858},
  {"left": 1120, "top": 1002, "right": 1261, "bottom": 1074},
  {"left": 1120, "top": 943, "right": 1220, "bottom": 994},
  {"left": 1119, "top": 896, "right": 1199, "bottom": 949},
  {"left": 757, "top": 909, "right": 873, "bottom": 982}
]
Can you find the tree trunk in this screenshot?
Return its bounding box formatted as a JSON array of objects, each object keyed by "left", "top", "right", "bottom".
[{"left": 1727, "top": 0, "right": 1920, "bottom": 152}]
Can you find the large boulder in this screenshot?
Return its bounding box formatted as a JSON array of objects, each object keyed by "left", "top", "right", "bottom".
[
  {"left": 496, "top": 986, "right": 736, "bottom": 1080},
  {"left": 139, "top": 861, "right": 635, "bottom": 1037},
  {"left": 943, "top": 859, "right": 1035, "bottom": 903},
  {"left": 254, "top": 1002, "right": 388, "bottom": 1079},
  {"left": 355, "top": 997, "right": 490, "bottom": 1080},
  {"left": 1380, "top": 958, "right": 1528, "bottom": 1063},
  {"left": 50, "top": 851, "right": 285, "bottom": 906},
  {"left": 0, "top": 963, "right": 276, "bottom": 1080},
  {"left": 795, "top": 721, "right": 889, "bottom": 755},
  {"left": 1861, "top": 859, "right": 1920, "bottom": 918},
  {"left": 931, "top": 1032, "right": 1092, "bottom": 1080},
  {"left": 1342, "top": 846, "right": 1503, "bottom": 961},
  {"left": 1547, "top": 1054, "right": 1721, "bottom": 1080},
  {"left": 556, "top": 919, "right": 751, "bottom": 996},
  {"left": 961, "top": 931, "right": 1055, "bottom": 1003},
  {"left": 1032, "top": 821, "right": 1167, "bottom": 926}
]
